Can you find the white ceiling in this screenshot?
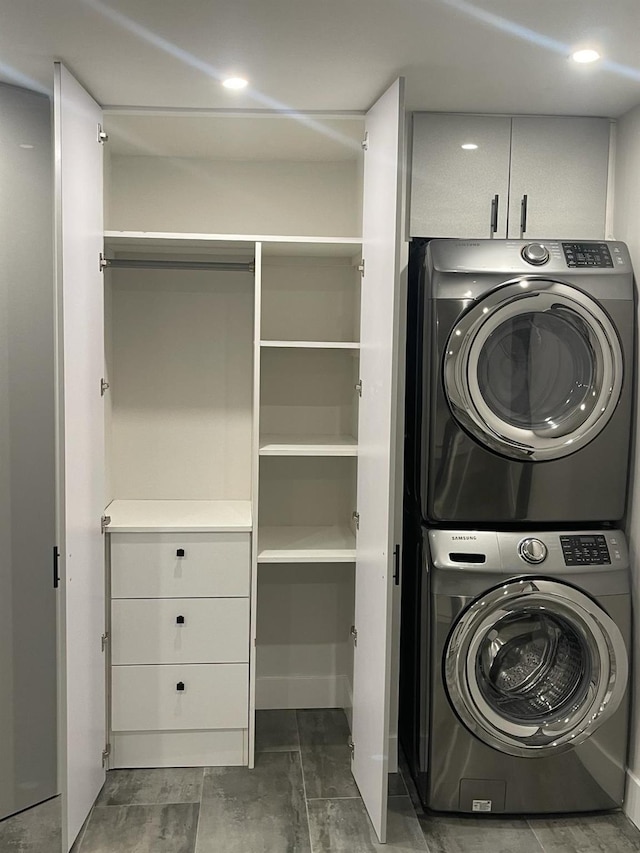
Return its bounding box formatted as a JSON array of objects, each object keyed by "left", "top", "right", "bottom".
[{"left": 2, "top": 0, "right": 640, "bottom": 118}]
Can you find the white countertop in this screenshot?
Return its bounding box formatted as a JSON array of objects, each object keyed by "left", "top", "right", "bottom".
[{"left": 105, "top": 500, "right": 252, "bottom": 533}]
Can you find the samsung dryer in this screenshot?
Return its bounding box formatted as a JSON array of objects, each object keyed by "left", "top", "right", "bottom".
[
  {"left": 421, "top": 239, "right": 634, "bottom": 524},
  {"left": 419, "top": 528, "right": 631, "bottom": 814}
]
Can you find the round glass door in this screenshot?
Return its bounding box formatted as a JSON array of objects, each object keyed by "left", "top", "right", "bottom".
[
  {"left": 445, "top": 577, "right": 627, "bottom": 757},
  {"left": 444, "top": 279, "right": 623, "bottom": 460}
]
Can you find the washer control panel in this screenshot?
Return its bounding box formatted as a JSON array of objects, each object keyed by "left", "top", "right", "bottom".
[
  {"left": 560, "top": 534, "right": 611, "bottom": 565},
  {"left": 562, "top": 242, "right": 614, "bottom": 268}
]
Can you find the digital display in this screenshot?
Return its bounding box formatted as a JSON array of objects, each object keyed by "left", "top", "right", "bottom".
[
  {"left": 562, "top": 242, "right": 613, "bottom": 268},
  {"left": 578, "top": 536, "right": 595, "bottom": 544}
]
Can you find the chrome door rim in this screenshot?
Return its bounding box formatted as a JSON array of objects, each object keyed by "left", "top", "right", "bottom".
[
  {"left": 443, "top": 279, "right": 623, "bottom": 460},
  {"left": 444, "top": 577, "right": 628, "bottom": 757}
]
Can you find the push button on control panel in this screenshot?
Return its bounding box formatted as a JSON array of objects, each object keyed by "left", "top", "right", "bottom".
[{"left": 560, "top": 534, "right": 611, "bottom": 566}]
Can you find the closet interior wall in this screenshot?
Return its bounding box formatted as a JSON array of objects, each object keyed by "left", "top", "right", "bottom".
[{"left": 102, "top": 111, "right": 366, "bottom": 755}]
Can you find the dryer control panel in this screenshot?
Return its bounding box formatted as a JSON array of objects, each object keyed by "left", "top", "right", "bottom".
[{"left": 560, "top": 534, "right": 610, "bottom": 565}]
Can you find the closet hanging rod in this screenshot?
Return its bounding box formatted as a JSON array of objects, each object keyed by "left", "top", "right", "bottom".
[{"left": 104, "top": 258, "right": 255, "bottom": 272}]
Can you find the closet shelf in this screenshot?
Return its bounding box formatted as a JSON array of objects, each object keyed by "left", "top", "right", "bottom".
[
  {"left": 105, "top": 500, "right": 252, "bottom": 533},
  {"left": 259, "top": 435, "right": 357, "bottom": 457},
  {"left": 257, "top": 526, "right": 356, "bottom": 563},
  {"left": 259, "top": 340, "right": 360, "bottom": 349},
  {"left": 104, "top": 232, "right": 361, "bottom": 257}
]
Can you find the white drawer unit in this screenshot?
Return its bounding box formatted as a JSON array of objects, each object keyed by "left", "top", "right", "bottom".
[
  {"left": 111, "top": 598, "right": 250, "bottom": 665},
  {"left": 111, "top": 532, "right": 251, "bottom": 598},
  {"left": 107, "top": 517, "right": 252, "bottom": 769},
  {"left": 111, "top": 663, "right": 249, "bottom": 732}
]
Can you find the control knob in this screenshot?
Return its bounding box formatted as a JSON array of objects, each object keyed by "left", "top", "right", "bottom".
[
  {"left": 521, "top": 242, "right": 550, "bottom": 266},
  {"left": 518, "top": 537, "right": 548, "bottom": 564}
]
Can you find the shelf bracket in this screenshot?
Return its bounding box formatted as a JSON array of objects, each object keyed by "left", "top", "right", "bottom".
[{"left": 101, "top": 515, "right": 111, "bottom": 534}]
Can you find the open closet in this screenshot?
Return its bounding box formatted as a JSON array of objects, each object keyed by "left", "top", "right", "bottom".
[{"left": 54, "top": 63, "right": 405, "bottom": 847}]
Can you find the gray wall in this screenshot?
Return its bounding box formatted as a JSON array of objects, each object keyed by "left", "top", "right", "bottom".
[
  {"left": 613, "top": 103, "right": 640, "bottom": 827},
  {"left": 0, "top": 83, "right": 57, "bottom": 819}
]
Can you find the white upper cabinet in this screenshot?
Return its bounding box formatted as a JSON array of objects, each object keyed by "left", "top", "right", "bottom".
[
  {"left": 410, "top": 113, "right": 511, "bottom": 238},
  {"left": 507, "top": 116, "right": 611, "bottom": 240},
  {"left": 410, "top": 113, "right": 611, "bottom": 240}
]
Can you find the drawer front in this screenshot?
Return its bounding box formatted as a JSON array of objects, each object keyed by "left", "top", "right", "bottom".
[
  {"left": 111, "top": 533, "right": 250, "bottom": 598},
  {"left": 111, "top": 598, "right": 250, "bottom": 665},
  {"left": 111, "top": 664, "right": 248, "bottom": 732}
]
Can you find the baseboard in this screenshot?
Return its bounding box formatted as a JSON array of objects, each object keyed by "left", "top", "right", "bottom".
[
  {"left": 625, "top": 769, "right": 640, "bottom": 829},
  {"left": 256, "top": 674, "right": 350, "bottom": 710}
]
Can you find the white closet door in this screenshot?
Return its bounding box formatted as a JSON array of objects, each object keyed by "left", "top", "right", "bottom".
[
  {"left": 54, "top": 63, "right": 105, "bottom": 850},
  {"left": 352, "top": 78, "right": 405, "bottom": 844}
]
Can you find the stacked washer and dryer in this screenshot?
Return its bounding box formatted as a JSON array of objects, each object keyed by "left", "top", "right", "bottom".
[{"left": 399, "top": 238, "right": 635, "bottom": 814}]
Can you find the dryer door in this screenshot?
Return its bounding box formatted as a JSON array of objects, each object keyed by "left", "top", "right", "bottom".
[
  {"left": 443, "top": 279, "right": 623, "bottom": 460},
  {"left": 444, "top": 577, "right": 628, "bottom": 757}
]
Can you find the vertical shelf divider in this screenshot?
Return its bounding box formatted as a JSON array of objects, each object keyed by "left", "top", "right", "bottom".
[{"left": 248, "top": 241, "right": 262, "bottom": 769}]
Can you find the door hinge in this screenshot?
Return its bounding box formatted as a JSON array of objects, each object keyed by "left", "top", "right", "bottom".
[
  {"left": 361, "top": 132, "right": 369, "bottom": 151},
  {"left": 101, "top": 743, "right": 111, "bottom": 766},
  {"left": 354, "top": 379, "right": 363, "bottom": 397},
  {"left": 358, "top": 259, "right": 365, "bottom": 277},
  {"left": 101, "top": 515, "right": 111, "bottom": 534},
  {"left": 101, "top": 378, "right": 110, "bottom": 396},
  {"left": 350, "top": 625, "right": 358, "bottom": 646},
  {"left": 348, "top": 737, "right": 355, "bottom": 758},
  {"left": 99, "top": 252, "right": 108, "bottom": 271},
  {"left": 352, "top": 510, "right": 360, "bottom": 530},
  {"left": 97, "top": 124, "right": 109, "bottom": 144},
  {"left": 101, "top": 632, "right": 109, "bottom": 652}
]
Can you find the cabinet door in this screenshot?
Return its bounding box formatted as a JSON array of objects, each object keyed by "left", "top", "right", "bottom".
[
  {"left": 410, "top": 113, "right": 511, "bottom": 238},
  {"left": 507, "top": 116, "right": 610, "bottom": 239},
  {"left": 53, "top": 63, "right": 105, "bottom": 851},
  {"left": 352, "top": 78, "right": 405, "bottom": 844}
]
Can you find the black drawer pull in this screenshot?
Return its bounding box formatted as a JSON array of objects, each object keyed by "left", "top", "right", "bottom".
[
  {"left": 176, "top": 681, "right": 185, "bottom": 692},
  {"left": 176, "top": 615, "right": 185, "bottom": 625},
  {"left": 176, "top": 548, "right": 185, "bottom": 558}
]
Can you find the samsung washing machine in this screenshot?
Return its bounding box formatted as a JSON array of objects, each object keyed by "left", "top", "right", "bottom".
[
  {"left": 421, "top": 239, "right": 634, "bottom": 524},
  {"left": 417, "top": 528, "right": 631, "bottom": 814}
]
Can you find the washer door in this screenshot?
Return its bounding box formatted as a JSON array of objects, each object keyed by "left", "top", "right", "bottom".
[
  {"left": 444, "top": 279, "right": 623, "bottom": 460},
  {"left": 445, "top": 577, "right": 628, "bottom": 757}
]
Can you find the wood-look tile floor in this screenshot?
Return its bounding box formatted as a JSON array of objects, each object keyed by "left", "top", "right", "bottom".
[{"left": 62, "top": 709, "right": 640, "bottom": 853}]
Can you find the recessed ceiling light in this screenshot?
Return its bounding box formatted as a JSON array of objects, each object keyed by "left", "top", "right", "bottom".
[
  {"left": 461, "top": 143, "right": 478, "bottom": 150},
  {"left": 571, "top": 49, "right": 601, "bottom": 64},
  {"left": 222, "top": 76, "right": 248, "bottom": 90}
]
